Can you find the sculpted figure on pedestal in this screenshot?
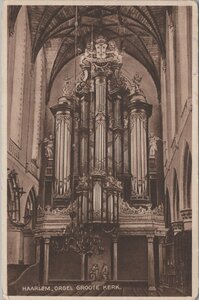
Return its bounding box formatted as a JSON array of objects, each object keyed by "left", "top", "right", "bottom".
[
  {"left": 149, "top": 134, "right": 161, "bottom": 157},
  {"left": 43, "top": 134, "right": 54, "bottom": 159}
]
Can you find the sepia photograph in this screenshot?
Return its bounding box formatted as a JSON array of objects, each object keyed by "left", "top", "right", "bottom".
[{"left": 3, "top": 1, "right": 198, "bottom": 298}]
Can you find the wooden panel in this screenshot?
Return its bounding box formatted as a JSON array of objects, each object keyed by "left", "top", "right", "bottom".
[{"left": 49, "top": 248, "right": 81, "bottom": 280}]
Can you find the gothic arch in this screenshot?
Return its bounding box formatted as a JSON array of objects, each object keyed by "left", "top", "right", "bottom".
[
  {"left": 23, "top": 186, "right": 37, "bottom": 229},
  {"left": 165, "top": 188, "right": 171, "bottom": 228},
  {"left": 183, "top": 142, "right": 192, "bottom": 209},
  {"left": 173, "top": 169, "right": 180, "bottom": 221}
]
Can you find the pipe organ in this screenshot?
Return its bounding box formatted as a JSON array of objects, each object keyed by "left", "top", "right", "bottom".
[{"left": 49, "top": 36, "right": 153, "bottom": 222}]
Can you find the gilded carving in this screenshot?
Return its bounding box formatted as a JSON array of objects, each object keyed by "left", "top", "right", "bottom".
[{"left": 120, "top": 200, "right": 164, "bottom": 216}]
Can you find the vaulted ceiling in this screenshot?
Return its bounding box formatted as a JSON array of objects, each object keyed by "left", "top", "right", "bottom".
[{"left": 8, "top": 5, "right": 167, "bottom": 99}]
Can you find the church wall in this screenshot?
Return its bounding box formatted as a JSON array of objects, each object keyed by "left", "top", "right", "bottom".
[
  {"left": 161, "top": 6, "right": 192, "bottom": 295},
  {"left": 7, "top": 230, "right": 22, "bottom": 264},
  {"left": 7, "top": 7, "right": 47, "bottom": 266},
  {"left": 23, "top": 231, "right": 36, "bottom": 265},
  {"left": 163, "top": 6, "right": 192, "bottom": 221}
]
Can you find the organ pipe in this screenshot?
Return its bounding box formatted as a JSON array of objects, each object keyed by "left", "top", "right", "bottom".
[
  {"left": 50, "top": 97, "right": 73, "bottom": 199},
  {"left": 128, "top": 96, "right": 152, "bottom": 206}
]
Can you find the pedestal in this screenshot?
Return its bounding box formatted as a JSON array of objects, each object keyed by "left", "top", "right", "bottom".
[
  {"left": 43, "top": 237, "right": 50, "bottom": 285},
  {"left": 147, "top": 235, "right": 157, "bottom": 295}
]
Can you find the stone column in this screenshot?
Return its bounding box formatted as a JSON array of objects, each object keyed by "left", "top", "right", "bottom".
[
  {"left": 167, "top": 12, "right": 176, "bottom": 140},
  {"left": 147, "top": 235, "right": 156, "bottom": 294},
  {"left": 35, "top": 237, "right": 41, "bottom": 263},
  {"left": 50, "top": 96, "right": 73, "bottom": 198},
  {"left": 73, "top": 112, "right": 79, "bottom": 175},
  {"left": 158, "top": 236, "right": 164, "bottom": 283},
  {"left": 160, "top": 58, "right": 168, "bottom": 163},
  {"left": 128, "top": 95, "right": 152, "bottom": 206},
  {"left": 43, "top": 237, "right": 50, "bottom": 285},
  {"left": 81, "top": 253, "right": 87, "bottom": 280},
  {"left": 18, "top": 229, "right": 24, "bottom": 264},
  {"left": 32, "top": 48, "right": 44, "bottom": 161},
  {"left": 112, "top": 236, "right": 118, "bottom": 280},
  {"left": 176, "top": 7, "right": 189, "bottom": 109}
]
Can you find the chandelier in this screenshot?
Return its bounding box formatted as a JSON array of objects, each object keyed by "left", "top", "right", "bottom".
[{"left": 51, "top": 210, "right": 104, "bottom": 256}]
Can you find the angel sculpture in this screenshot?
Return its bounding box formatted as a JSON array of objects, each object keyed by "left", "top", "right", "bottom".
[
  {"left": 43, "top": 134, "right": 54, "bottom": 159},
  {"left": 149, "top": 134, "right": 161, "bottom": 157},
  {"left": 130, "top": 72, "right": 145, "bottom": 96},
  {"left": 62, "top": 75, "right": 74, "bottom": 97}
]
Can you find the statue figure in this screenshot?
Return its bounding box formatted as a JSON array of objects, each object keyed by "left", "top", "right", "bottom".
[
  {"left": 78, "top": 173, "right": 89, "bottom": 189},
  {"left": 101, "top": 264, "right": 109, "bottom": 280},
  {"left": 108, "top": 40, "right": 122, "bottom": 64},
  {"left": 149, "top": 134, "right": 161, "bottom": 157},
  {"left": 89, "top": 264, "right": 99, "bottom": 281},
  {"left": 62, "top": 75, "right": 74, "bottom": 98},
  {"left": 106, "top": 173, "right": 115, "bottom": 187},
  {"left": 43, "top": 134, "right": 54, "bottom": 159},
  {"left": 123, "top": 112, "right": 128, "bottom": 128},
  {"left": 130, "top": 72, "right": 145, "bottom": 96},
  {"left": 108, "top": 116, "right": 114, "bottom": 129},
  {"left": 114, "top": 179, "right": 122, "bottom": 189}
]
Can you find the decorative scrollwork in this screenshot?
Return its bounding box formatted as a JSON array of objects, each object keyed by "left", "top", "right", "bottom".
[{"left": 120, "top": 200, "right": 164, "bottom": 216}]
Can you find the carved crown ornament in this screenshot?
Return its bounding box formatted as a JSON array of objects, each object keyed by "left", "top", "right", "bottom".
[{"left": 53, "top": 36, "right": 147, "bottom": 106}]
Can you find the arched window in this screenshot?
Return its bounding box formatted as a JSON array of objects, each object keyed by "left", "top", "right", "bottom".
[
  {"left": 7, "top": 171, "right": 36, "bottom": 229},
  {"left": 173, "top": 169, "right": 180, "bottom": 220},
  {"left": 183, "top": 143, "right": 192, "bottom": 209},
  {"left": 23, "top": 187, "right": 37, "bottom": 229},
  {"left": 7, "top": 169, "right": 24, "bottom": 226},
  {"left": 10, "top": 7, "right": 28, "bottom": 147},
  {"left": 165, "top": 188, "right": 171, "bottom": 228}
]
